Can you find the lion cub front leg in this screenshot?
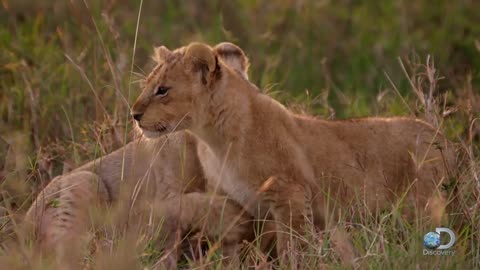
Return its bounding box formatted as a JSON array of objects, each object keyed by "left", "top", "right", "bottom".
[
  {"left": 261, "top": 176, "right": 312, "bottom": 255},
  {"left": 153, "top": 192, "right": 254, "bottom": 266}
]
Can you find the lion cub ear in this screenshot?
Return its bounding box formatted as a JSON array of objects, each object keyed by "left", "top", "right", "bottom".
[
  {"left": 185, "top": 42, "right": 216, "bottom": 72},
  {"left": 153, "top": 46, "right": 172, "bottom": 63},
  {"left": 214, "top": 42, "right": 250, "bottom": 79}
]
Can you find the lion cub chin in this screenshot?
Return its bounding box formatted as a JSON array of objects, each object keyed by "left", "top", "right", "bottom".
[{"left": 133, "top": 42, "right": 457, "bottom": 255}]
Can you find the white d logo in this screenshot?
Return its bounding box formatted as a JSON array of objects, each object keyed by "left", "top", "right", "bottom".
[{"left": 436, "top": 227, "right": 456, "bottom": 250}]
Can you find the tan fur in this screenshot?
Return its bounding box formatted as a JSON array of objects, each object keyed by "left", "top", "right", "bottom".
[
  {"left": 185, "top": 42, "right": 217, "bottom": 72},
  {"left": 24, "top": 42, "right": 266, "bottom": 267},
  {"left": 132, "top": 42, "right": 458, "bottom": 255},
  {"left": 214, "top": 42, "right": 249, "bottom": 79},
  {"left": 25, "top": 171, "right": 109, "bottom": 264}
]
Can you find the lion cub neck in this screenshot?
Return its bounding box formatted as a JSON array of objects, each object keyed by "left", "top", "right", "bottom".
[{"left": 191, "top": 66, "right": 269, "bottom": 154}]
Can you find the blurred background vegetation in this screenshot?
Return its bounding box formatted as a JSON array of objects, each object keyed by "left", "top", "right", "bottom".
[{"left": 0, "top": 0, "right": 479, "bottom": 211}]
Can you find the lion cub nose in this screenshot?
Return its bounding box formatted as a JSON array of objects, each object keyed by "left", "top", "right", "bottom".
[{"left": 132, "top": 113, "right": 143, "bottom": 121}]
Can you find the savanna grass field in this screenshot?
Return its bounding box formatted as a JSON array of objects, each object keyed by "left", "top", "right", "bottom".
[{"left": 1, "top": 1, "right": 480, "bottom": 269}]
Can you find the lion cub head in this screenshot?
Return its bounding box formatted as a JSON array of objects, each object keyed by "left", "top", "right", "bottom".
[{"left": 132, "top": 42, "right": 248, "bottom": 138}]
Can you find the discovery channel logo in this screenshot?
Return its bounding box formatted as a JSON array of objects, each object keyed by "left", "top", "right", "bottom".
[{"left": 423, "top": 227, "right": 456, "bottom": 256}]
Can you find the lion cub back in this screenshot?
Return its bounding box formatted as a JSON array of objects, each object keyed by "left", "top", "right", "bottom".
[{"left": 298, "top": 116, "right": 456, "bottom": 214}]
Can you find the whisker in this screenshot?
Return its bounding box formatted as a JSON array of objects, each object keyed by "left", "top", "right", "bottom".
[
  {"left": 131, "top": 79, "right": 145, "bottom": 85},
  {"left": 133, "top": 64, "right": 147, "bottom": 77},
  {"left": 131, "top": 71, "right": 146, "bottom": 79}
]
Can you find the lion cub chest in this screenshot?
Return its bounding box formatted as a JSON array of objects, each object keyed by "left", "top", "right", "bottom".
[{"left": 197, "top": 143, "right": 260, "bottom": 215}]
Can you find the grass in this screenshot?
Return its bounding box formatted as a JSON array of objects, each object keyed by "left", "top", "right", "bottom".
[{"left": 0, "top": 0, "right": 479, "bottom": 269}]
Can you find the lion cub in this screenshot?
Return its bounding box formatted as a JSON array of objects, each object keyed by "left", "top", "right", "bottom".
[
  {"left": 24, "top": 42, "right": 261, "bottom": 267},
  {"left": 132, "top": 42, "right": 457, "bottom": 254}
]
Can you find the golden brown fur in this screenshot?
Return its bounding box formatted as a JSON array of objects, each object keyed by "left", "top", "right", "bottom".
[
  {"left": 132, "top": 42, "right": 458, "bottom": 255},
  {"left": 24, "top": 42, "right": 262, "bottom": 267}
]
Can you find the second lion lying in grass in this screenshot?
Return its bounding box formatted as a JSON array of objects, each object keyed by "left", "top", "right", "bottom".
[{"left": 132, "top": 42, "right": 459, "bottom": 255}]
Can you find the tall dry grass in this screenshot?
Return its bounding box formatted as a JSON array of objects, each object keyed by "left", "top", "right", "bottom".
[{"left": 0, "top": 0, "right": 479, "bottom": 269}]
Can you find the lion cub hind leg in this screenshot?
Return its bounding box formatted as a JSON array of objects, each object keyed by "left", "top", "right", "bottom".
[
  {"left": 261, "top": 176, "right": 313, "bottom": 256},
  {"left": 24, "top": 171, "right": 109, "bottom": 264}
]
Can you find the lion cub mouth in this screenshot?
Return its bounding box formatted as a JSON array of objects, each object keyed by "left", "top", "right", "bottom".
[
  {"left": 139, "top": 123, "right": 170, "bottom": 139},
  {"left": 142, "top": 130, "right": 163, "bottom": 139}
]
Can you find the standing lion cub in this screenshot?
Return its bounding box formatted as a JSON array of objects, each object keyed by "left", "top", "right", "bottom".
[{"left": 132, "top": 42, "right": 458, "bottom": 254}]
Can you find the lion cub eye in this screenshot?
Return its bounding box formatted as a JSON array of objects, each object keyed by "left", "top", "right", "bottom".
[{"left": 155, "top": 86, "right": 170, "bottom": 97}]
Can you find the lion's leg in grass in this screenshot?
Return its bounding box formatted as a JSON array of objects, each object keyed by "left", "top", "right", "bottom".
[
  {"left": 261, "top": 176, "right": 313, "bottom": 256},
  {"left": 24, "top": 171, "right": 109, "bottom": 264},
  {"left": 262, "top": 177, "right": 357, "bottom": 266},
  {"left": 404, "top": 135, "right": 456, "bottom": 224},
  {"left": 152, "top": 192, "right": 256, "bottom": 267},
  {"left": 408, "top": 162, "right": 450, "bottom": 225}
]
